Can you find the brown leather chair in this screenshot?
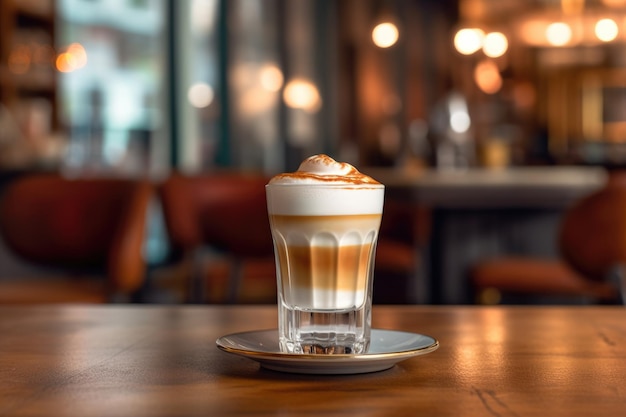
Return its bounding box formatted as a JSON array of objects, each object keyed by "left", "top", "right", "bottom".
[
  {"left": 159, "top": 172, "right": 429, "bottom": 304},
  {"left": 0, "top": 174, "right": 153, "bottom": 303},
  {"left": 472, "top": 170, "right": 626, "bottom": 305},
  {"left": 159, "top": 171, "right": 275, "bottom": 304}
]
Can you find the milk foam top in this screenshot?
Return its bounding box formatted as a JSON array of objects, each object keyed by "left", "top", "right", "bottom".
[
  {"left": 269, "top": 154, "right": 381, "bottom": 185},
  {"left": 266, "top": 154, "right": 384, "bottom": 216}
]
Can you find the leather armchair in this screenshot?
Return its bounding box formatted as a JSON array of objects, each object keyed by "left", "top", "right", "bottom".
[{"left": 0, "top": 174, "right": 153, "bottom": 303}]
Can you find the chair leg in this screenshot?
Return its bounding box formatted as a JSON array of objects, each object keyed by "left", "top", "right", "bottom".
[
  {"left": 227, "top": 260, "right": 244, "bottom": 304},
  {"left": 609, "top": 265, "right": 626, "bottom": 305},
  {"left": 617, "top": 266, "right": 626, "bottom": 305},
  {"left": 187, "top": 249, "right": 207, "bottom": 303}
]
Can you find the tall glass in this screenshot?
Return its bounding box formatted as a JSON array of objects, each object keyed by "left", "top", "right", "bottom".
[{"left": 266, "top": 182, "right": 384, "bottom": 354}]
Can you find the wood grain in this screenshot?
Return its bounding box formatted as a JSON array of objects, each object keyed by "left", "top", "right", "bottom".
[{"left": 1, "top": 305, "right": 625, "bottom": 416}]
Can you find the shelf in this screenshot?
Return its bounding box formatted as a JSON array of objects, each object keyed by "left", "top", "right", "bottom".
[
  {"left": 12, "top": 72, "right": 56, "bottom": 95},
  {"left": 0, "top": 0, "right": 58, "bottom": 133},
  {"left": 14, "top": 0, "right": 55, "bottom": 21}
]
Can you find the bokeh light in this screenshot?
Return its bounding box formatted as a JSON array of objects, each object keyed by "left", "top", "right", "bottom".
[
  {"left": 546, "top": 22, "right": 572, "bottom": 46},
  {"left": 283, "top": 78, "right": 321, "bottom": 113},
  {"left": 372, "top": 22, "right": 399, "bottom": 48},
  {"left": 259, "top": 64, "right": 284, "bottom": 92},
  {"left": 595, "top": 18, "right": 618, "bottom": 42},
  {"left": 474, "top": 60, "right": 502, "bottom": 94},
  {"left": 56, "top": 43, "right": 87, "bottom": 73},
  {"left": 483, "top": 32, "right": 508, "bottom": 58},
  {"left": 187, "top": 82, "right": 215, "bottom": 108},
  {"left": 454, "top": 28, "right": 485, "bottom": 55},
  {"left": 450, "top": 110, "right": 471, "bottom": 133}
]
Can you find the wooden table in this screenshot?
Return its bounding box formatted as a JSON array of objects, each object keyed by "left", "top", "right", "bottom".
[{"left": 1, "top": 305, "right": 625, "bottom": 416}]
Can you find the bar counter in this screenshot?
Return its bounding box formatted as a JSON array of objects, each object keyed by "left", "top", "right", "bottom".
[
  {"left": 366, "top": 166, "right": 606, "bottom": 208},
  {"left": 363, "top": 166, "right": 608, "bottom": 303},
  {"left": 1, "top": 305, "right": 625, "bottom": 416}
]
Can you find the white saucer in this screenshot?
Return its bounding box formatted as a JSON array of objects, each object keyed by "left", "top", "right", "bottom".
[{"left": 216, "top": 329, "right": 439, "bottom": 374}]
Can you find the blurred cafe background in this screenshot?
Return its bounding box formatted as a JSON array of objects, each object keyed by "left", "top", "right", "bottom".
[{"left": 1, "top": 0, "right": 625, "bottom": 306}]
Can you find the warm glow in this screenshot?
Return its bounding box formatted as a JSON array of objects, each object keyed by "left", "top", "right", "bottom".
[
  {"left": 454, "top": 28, "right": 485, "bottom": 55},
  {"left": 67, "top": 43, "right": 87, "bottom": 68},
  {"left": 239, "top": 87, "right": 275, "bottom": 116},
  {"left": 561, "top": 0, "right": 585, "bottom": 14},
  {"left": 483, "top": 32, "right": 508, "bottom": 58},
  {"left": 283, "top": 78, "right": 321, "bottom": 112},
  {"left": 546, "top": 22, "right": 572, "bottom": 46},
  {"left": 372, "top": 22, "right": 399, "bottom": 48},
  {"left": 595, "top": 18, "right": 618, "bottom": 42},
  {"left": 187, "top": 82, "right": 214, "bottom": 108},
  {"left": 55, "top": 43, "right": 87, "bottom": 73},
  {"left": 474, "top": 60, "right": 502, "bottom": 94},
  {"left": 519, "top": 20, "right": 550, "bottom": 46},
  {"left": 55, "top": 53, "right": 73, "bottom": 73},
  {"left": 259, "top": 64, "right": 284, "bottom": 92}
]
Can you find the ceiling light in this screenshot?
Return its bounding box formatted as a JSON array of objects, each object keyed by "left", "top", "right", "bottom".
[
  {"left": 372, "top": 22, "right": 399, "bottom": 48},
  {"left": 595, "top": 18, "right": 618, "bottom": 42},
  {"left": 546, "top": 22, "right": 572, "bottom": 46},
  {"left": 454, "top": 28, "right": 485, "bottom": 55},
  {"left": 483, "top": 32, "right": 508, "bottom": 58}
]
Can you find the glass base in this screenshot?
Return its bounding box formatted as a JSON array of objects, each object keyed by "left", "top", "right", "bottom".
[{"left": 279, "top": 306, "right": 371, "bottom": 354}]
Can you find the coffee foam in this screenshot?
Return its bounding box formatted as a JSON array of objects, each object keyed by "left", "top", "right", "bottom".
[
  {"left": 266, "top": 154, "right": 384, "bottom": 216},
  {"left": 269, "top": 154, "right": 381, "bottom": 186}
]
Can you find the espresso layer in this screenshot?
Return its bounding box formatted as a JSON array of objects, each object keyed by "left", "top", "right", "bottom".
[{"left": 276, "top": 243, "right": 373, "bottom": 291}]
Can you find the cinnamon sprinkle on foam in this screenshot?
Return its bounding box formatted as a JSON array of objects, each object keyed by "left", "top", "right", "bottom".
[{"left": 269, "top": 154, "right": 381, "bottom": 185}]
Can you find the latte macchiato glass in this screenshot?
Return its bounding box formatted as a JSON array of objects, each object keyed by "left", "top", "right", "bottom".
[{"left": 266, "top": 155, "right": 384, "bottom": 354}]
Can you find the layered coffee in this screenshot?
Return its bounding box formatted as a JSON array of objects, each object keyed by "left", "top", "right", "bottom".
[
  {"left": 266, "top": 154, "right": 384, "bottom": 354},
  {"left": 269, "top": 214, "right": 381, "bottom": 310}
]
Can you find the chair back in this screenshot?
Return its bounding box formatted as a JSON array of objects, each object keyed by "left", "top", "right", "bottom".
[
  {"left": 159, "top": 171, "right": 273, "bottom": 258},
  {"left": 0, "top": 174, "right": 153, "bottom": 295},
  {"left": 559, "top": 170, "right": 626, "bottom": 284}
]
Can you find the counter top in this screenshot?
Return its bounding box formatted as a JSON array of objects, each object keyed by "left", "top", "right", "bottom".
[{"left": 364, "top": 166, "right": 607, "bottom": 208}]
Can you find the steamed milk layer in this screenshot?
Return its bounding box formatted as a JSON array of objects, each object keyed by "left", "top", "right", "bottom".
[{"left": 267, "top": 155, "right": 384, "bottom": 310}]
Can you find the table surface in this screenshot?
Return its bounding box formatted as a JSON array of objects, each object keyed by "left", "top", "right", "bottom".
[{"left": 1, "top": 305, "right": 625, "bottom": 417}]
